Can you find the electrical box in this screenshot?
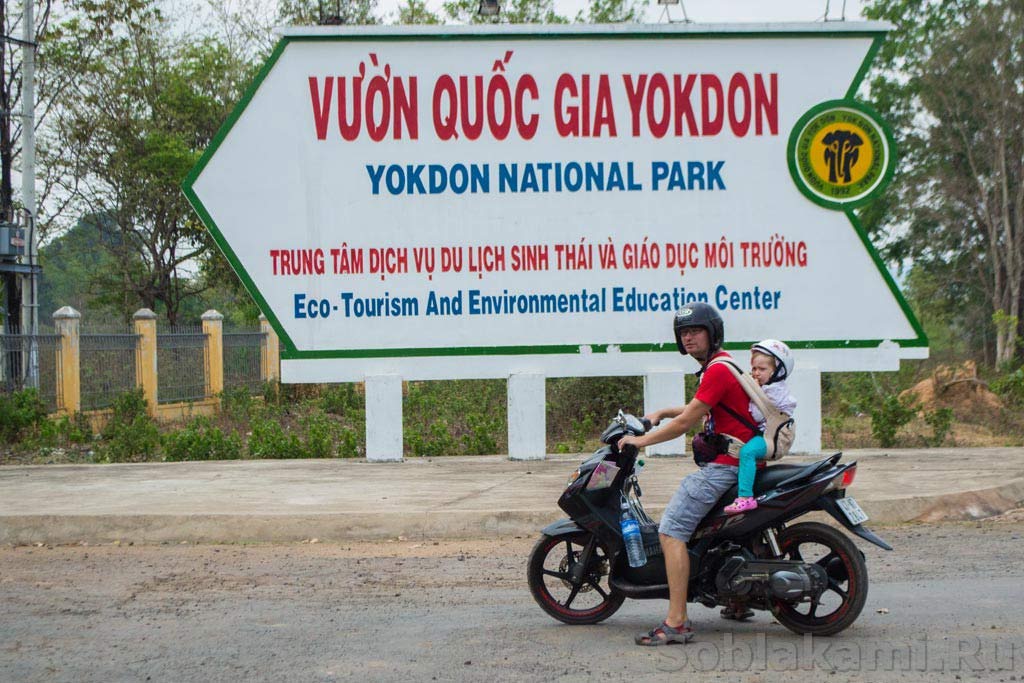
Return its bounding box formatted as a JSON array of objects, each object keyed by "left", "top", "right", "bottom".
[{"left": 0, "top": 225, "right": 25, "bottom": 257}]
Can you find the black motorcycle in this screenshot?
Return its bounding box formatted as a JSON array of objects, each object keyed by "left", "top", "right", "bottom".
[{"left": 528, "top": 411, "right": 892, "bottom": 636}]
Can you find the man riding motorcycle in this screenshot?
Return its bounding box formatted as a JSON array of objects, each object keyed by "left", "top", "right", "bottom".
[{"left": 617, "top": 303, "right": 757, "bottom": 645}]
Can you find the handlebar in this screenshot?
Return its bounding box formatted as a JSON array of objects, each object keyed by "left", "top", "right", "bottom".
[{"left": 599, "top": 411, "right": 653, "bottom": 452}]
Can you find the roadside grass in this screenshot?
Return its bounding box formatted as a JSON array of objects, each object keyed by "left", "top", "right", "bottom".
[{"left": 2, "top": 358, "right": 1024, "bottom": 464}]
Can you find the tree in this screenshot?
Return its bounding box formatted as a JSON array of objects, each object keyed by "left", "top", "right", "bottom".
[
  {"left": 276, "top": 0, "right": 379, "bottom": 25},
  {"left": 862, "top": 0, "right": 1024, "bottom": 366},
  {"left": 395, "top": 0, "right": 442, "bottom": 24},
  {"left": 44, "top": 3, "right": 254, "bottom": 324},
  {"left": 37, "top": 212, "right": 123, "bottom": 319},
  {"left": 441, "top": 0, "right": 568, "bottom": 24},
  {"left": 575, "top": 0, "right": 643, "bottom": 23}
]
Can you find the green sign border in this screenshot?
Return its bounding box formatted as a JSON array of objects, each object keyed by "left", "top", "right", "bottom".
[
  {"left": 182, "top": 28, "right": 926, "bottom": 360},
  {"left": 787, "top": 99, "right": 897, "bottom": 211}
]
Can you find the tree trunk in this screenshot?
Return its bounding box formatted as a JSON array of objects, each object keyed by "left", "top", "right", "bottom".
[{"left": 996, "top": 328, "right": 1010, "bottom": 367}]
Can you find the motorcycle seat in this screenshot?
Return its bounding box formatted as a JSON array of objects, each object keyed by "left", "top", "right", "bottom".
[
  {"left": 708, "top": 457, "right": 837, "bottom": 514},
  {"left": 752, "top": 461, "right": 824, "bottom": 495}
]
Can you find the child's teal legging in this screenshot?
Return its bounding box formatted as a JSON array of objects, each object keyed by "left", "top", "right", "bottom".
[{"left": 737, "top": 435, "right": 767, "bottom": 498}]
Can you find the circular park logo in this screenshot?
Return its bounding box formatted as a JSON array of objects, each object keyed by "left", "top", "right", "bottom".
[{"left": 787, "top": 100, "right": 895, "bottom": 210}]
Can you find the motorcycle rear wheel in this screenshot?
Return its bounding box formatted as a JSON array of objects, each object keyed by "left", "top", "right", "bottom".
[
  {"left": 770, "top": 521, "right": 868, "bottom": 636},
  {"left": 528, "top": 532, "right": 625, "bottom": 625}
]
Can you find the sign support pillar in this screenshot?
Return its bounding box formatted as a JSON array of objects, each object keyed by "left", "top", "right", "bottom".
[
  {"left": 789, "top": 367, "right": 822, "bottom": 453},
  {"left": 365, "top": 374, "right": 404, "bottom": 461},
  {"left": 643, "top": 372, "right": 688, "bottom": 456},
  {"left": 508, "top": 373, "right": 545, "bottom": 460}
]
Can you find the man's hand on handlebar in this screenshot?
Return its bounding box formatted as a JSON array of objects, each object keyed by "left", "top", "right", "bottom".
[{"left": 617, "top": 434, "right": 643, "bottom": 452}]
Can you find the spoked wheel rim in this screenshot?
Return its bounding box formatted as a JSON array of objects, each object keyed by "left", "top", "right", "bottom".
[
  {"left": 771, "top": 523, "right": 866, "bottom": 634},
  {"left": 528, "top": 533, "right": 622, "bottom": 623}
]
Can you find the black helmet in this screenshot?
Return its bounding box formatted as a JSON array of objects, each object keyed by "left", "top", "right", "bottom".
[{"left": 673, "top": 303, "right": 724, "bottom": 355}]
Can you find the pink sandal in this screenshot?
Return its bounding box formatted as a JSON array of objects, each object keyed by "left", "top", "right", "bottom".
[{"left": 724, "top": 497, "right": 758, "bottom": 515}]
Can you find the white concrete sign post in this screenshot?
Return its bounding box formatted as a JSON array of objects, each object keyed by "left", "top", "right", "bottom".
[{"left": 184, "top": 23, "right": 926, "bottom": 461}]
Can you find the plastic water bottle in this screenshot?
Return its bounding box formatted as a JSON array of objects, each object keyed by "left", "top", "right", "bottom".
[{"left": 620, "top": 497, "right": 647, "bottom": 568}]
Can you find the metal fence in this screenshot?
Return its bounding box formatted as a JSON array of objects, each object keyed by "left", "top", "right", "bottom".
[
  {"left": 156, "top": 326, "right": 209, "bottom": 404},
  {"left": 0, "top": 332, "right": 63, "bottom": 411},
  {"left": 224, "top": 330, "right": 265, "bottom": 394},
  {"left": 80, "top": 327, "right": 139, "bottom": 410}
]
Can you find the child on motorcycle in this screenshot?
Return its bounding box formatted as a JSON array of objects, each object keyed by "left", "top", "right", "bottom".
[{"left": 723, "top": 339, "right": 797, "bottom": 515}]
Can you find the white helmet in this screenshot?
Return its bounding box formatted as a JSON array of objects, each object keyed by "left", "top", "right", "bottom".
[{"left": 751, "top": 339, "right": 794, "bottom": 384}]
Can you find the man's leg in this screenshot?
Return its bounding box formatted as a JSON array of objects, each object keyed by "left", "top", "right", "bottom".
[
  {"left": 640, "top": 464, "right": 739, "bottom": 644},
  {"left": 661, "top": 533, "right": 690, "bottom": 626},
  {"left": 635, "top": 534, "right": 695, "bottom": 645}
]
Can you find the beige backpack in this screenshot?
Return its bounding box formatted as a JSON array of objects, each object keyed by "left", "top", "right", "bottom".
[{"left": 708, "top": 358, "right": 795, "bottom": 460}]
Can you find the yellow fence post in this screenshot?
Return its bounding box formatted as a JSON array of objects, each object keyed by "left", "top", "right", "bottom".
[
  {"left": 260, "top": 314, "right": 280, "bottom": 382},
  {"left": 53, "top": 306, "right": 81, "bottom": 414},
  {"left": 202, "top": 310, "right": 224, "bottom": 401},
  {"left": 133, "top": 308, "right": 158, "bottom": 415}
]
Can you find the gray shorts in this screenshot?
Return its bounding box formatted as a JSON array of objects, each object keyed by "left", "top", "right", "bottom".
[{"left": 658, "top": 464, "right": 739, "bottom": 543}]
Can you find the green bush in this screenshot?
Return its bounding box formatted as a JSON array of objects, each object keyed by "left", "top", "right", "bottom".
[
  {"left": 870, "top": 394, "right": 919, "bottom": 448},
  {"left": 57, "top": 412, "right": 93, "bottom": 445},
  {"left": 248, "top": 410, "right": 304, "bottom": 458},
  {"left": 404, "top": 380, "right": 506, "bottom": 456},
  {"left": 220, "top": 386, "right": 255, "bottom": 422},
  {"left": 407, "top": 419, "right": 458, "bottom": 457},
  {"left": 302, "top": 411, "right": 336, "bottom": 459},
  {"left": 337, "top": 426, "right": 360, "bottom": 458},
  {"left": 321, "top": 383, "right": 364, "bottom": 417},
  {"left": 568, "top": 415, "right": 598, "bottom": 452},
  {"left": 547, "top": 376, "right": 643, "bottom": 451},
  {"left": 0, "top": 388, "right": 49, "bottom": 443},
  {"left": 98, "top": 414, "right": 160, "bottom": 462},
  {"left": 823, "top": 367, "right": 927, "bottom": 419},
  {"left": 924, "top": 408, "right": 954, "bottom": 447},
  {"left": 823, "top": 372, "right": 886, "bottom": 417},
  {"left": 163, "top": 416, "right": 243, "bottom": 461},
  {"left": 262, "top": 380, "right": 281, "bottom": 406},
  {"left": 247, "top": 407, "right": 342, "bottom": 459},
  {"left": 991, "top": 367, "right": 1024, "bottom": 408},
  {"left": 462, "top": 413, "right": 499, "bottom": 455},
  {"left": 98, "top": 389, "right": 160, "bottom": 463},
  {"left": 101, "top": 389, "right": 149, "bottom": 437},
  {"left": 12, "top": 420, "right": 56, "bottom": 451},
  {"left": 822, "top": 415, "right": 845, "bottom": 449}
]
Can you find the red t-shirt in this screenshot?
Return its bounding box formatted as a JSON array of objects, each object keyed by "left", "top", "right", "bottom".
[{"left": 693, "top": 351, "right": 758, "bottom": 465}]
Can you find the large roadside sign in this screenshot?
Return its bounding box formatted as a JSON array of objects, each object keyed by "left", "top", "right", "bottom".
[{"left": 184, "top": 23, "right": 926, "bottom": 383}]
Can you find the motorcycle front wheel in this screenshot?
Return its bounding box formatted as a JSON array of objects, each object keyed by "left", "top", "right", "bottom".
[
  {"left": 770, "top": 521, "right": 869, "bottom": 636},
  {"left": 527, "top": 532, "right": 625, "bottom": 625}
]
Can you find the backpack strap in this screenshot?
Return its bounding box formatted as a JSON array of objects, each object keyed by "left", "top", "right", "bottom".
[
  {"left": 706, "top": 357, "right": 776, "bottom": 425},
  {"left": 718, "top": 402, "right": 761, "bottom": 433}
]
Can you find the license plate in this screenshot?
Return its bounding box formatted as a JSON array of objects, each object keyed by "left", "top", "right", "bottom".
[{"left": 837, "top": 497, "right": 869, "bottom": 525}]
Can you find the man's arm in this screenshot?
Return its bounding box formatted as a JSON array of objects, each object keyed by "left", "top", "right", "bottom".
[
  {"left": 645, "top": 405, "right": 687, "bottom": 424},
  {"left": 620, "top": 398, "right": 711, "bottom": 450}
]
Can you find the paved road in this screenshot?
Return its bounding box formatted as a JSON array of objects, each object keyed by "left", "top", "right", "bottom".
[
  {"left": 4, "top": 449, "right": 1024, "bottom": 544},
  {"left": 2, "top": 516, "right": 1023, "bottom": 682}
]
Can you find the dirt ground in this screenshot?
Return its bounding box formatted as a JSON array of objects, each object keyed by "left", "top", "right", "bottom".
[{"left": 3, "top": 514, "right": 1024, "bottom": 682}]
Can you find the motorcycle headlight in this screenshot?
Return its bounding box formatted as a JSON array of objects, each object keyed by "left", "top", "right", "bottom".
[{"left": 566, "top": 468, "right": 581, "bottom": 487}]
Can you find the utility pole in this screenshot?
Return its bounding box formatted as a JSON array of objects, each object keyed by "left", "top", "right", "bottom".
[
  {"left": 0, "top": 0, "right": 21, "bottom": 374},
  {"left": 22, "top": 0, "right": 38, "bottom": 383},
  {"left": 0, "top": 0, "right": 40, "bottom": 388}
]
